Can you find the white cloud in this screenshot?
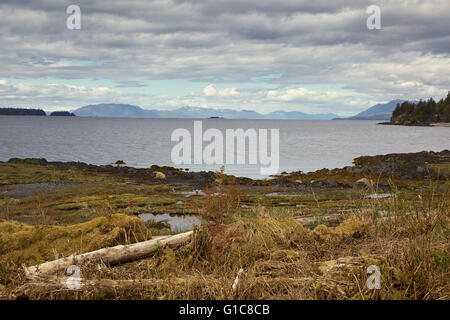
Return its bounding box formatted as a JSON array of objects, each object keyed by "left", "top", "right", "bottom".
[
  {"left": 192, "top": 85, "right": 372, "bottom": 114},
  {"left": 202, "top": 85, "right": 240, "bottom": 97},
  {"left": 202, "top": 84, "right": 217, "bottom": 96}
]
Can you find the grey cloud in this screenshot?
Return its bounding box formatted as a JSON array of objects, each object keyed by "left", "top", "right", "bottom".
[{"left": 0, "top": 0, "right": 449, "bottom": 112}]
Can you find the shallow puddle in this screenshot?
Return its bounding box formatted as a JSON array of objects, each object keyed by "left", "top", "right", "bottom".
[
  {"left": 139, "top": 213, "right": 201, "bottom": 232},
  {"left": 365, "top": 193, "right": 392, "bottom": 199}
]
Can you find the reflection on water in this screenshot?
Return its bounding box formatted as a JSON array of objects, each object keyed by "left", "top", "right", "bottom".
[
  {"left": 365, "top": 193, "right": 392, "bottom": 199},
  {"left": 139, "top": 213, "right": 201, "bottom": 232}
]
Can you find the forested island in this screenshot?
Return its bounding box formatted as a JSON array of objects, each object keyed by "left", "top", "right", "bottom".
[
  {"left": 0, "top": 108, "right": 76, "bottom": 116},
  {"left": 0, "top": 108, "right": 46, "bottom": 116},
  {"left": 385, "top": 91, "right": 450, "bottom": 126},
  {"left": 49, "top": 111, "right": 75, "bottom": 116}
]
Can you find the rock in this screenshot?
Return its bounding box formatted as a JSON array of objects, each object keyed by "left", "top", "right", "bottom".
[
  {"left": 352, "top": 167, "right": 365, "bottom": 174},
  {"left": 176, "top": 201, "right": 184, "bottom": 205},
  {"left": 311, "top": 180, "right": 324, "bottom": 188},
  {"left": 416, "top": 166, "right": 425, "bottom": 174},
  {"left": 155, "top": 172, "right": 166, "bottom": 179},
  {"left": 377, "top": 181, "right": 391, "bottom": 191},
  {"left": 353, "top": 178, "right": 373, "bottom": 190},
  {"left": 270, "top": 178, "right": 297, "bottom": 187},
  {"left": 327, "top": 180, "right": 339, "bottom": 187}
]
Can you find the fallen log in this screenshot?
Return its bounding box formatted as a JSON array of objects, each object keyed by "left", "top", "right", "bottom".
[
  {"left": 24, "top": 231, "right": 193, "bottom": 277},
  {"left": 12, "top": 275, "right": 204, "bottom": 299},
  {"left": 17, "top": 275, "right": 195, "bottom": 291},
  {"left": 13, "top": 275, "right": 312, "bottom": 298}
]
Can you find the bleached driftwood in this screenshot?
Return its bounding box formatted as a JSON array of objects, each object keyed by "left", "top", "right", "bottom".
[
  {"left": 18, "top": 275, "right": 193, "bottom": 291},
  {"left": 24, "top": 231, "right": 193, "bottom": 277},
  {"left": 232, "top": 268, "right": 244, "bottom": 293},
  {"left": 12, "top": 276, "right": 203, "bottom": 298},
  {"left": 14, "top": 275, "right": 312, "bottom": 297}
]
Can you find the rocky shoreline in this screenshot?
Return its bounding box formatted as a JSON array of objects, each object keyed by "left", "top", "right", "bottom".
[
  {"left": 378, "top": 121, "right": 450, "bottom": 127},
  {"left": 3, "top": 150, "right": 449, "bottom": 199}
]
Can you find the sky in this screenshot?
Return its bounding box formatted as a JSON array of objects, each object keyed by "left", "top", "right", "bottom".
[{"left": 0, "top": 0, "right": 449, "bottom": 116}]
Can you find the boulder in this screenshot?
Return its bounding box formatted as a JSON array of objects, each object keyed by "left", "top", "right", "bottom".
[
  {"left": 416, "top": 166, "right": 425, "bottom": 174},
  {"left": 155, "top": 172, "right": 166, "bottom": 179}
]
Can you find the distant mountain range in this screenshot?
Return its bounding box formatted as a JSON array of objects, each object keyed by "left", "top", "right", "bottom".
[
  {"left": 73, "top": 104, "right": 339, "bottom": 120},
  {"left": 333, "top": 99, "right": 413, "bottom": 120}
]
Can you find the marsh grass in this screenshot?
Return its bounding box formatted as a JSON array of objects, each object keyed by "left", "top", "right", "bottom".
[{"left": 0, "top": 166, "right": 448, "bottom": 300}]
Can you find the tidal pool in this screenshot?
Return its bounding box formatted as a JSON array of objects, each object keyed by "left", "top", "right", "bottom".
[{"left": 139, "top": 213, "right": 201, "bottom": 232}]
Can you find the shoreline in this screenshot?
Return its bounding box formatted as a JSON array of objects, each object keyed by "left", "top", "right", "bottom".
[
  {"left": 430, "top": 122, "right": 450, "bottom": 127},
  {"left": 2, "top": 149, "right": 450, "bottom": 187},
  {"left": 378, "top": 121, "right": 450, "bottom": 127}
]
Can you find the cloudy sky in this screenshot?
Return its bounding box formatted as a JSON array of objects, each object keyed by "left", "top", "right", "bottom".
[{"left": 0, "top": 0, "right": 449, "bottom": 116}]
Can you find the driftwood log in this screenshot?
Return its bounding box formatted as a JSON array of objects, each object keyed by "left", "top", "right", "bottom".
[
  {"left": 14, "top": 275, "right": 312, "bottom": 297},
  {"left": 12, "top": 275, "right": 202, "bottom": 298},
  {"left": 18, "top": 275, "right": 196, "bottom": 291},
  {"left": 24, "top": 231, "right": 193, "bottom": 277}
]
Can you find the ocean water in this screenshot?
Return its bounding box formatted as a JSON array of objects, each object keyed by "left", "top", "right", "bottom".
[{"left": 0, "top": 116, "right": 449, "bottom": 179}]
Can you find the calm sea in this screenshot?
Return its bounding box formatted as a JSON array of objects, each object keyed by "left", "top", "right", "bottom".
[{"left": 0, "top": 116, "right": 449, "bottom": 179}]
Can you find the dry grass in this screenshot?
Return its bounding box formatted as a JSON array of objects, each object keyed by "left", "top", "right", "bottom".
[{"left": 0, "top": 169, "right": 448, "bottom": 300}]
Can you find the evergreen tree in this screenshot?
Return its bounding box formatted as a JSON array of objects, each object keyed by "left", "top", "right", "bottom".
[{"left": 390, "top": 92, "right": 450, "bottom": 124}]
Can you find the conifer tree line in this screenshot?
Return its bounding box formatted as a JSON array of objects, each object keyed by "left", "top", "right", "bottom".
[
  {"left": 0, "top": 108, "right": 75, "bottom": 116},
  {"left": 0, "top": 108, "right": 46, "bottom": 116},
  {"left": 391, "top": 91, "right": 450, "bottom": 124}
]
